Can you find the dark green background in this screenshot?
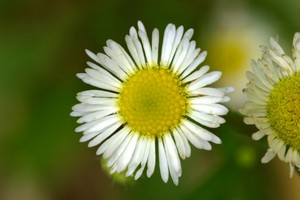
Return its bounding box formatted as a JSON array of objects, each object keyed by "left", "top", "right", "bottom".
[{"left": 1, "top": 0, "right": 300, "bottom": 199}]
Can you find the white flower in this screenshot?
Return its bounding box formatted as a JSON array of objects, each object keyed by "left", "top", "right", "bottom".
[
  {"left": 240, "top": 33, "right": 300, "bottom": 177},
  {"left": 71, "top": 21, "right": 232, "bottom": 185}
]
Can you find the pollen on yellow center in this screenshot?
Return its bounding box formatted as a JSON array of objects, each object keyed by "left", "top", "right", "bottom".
[
  {"left": 267, "top": 73, "right": 300, "bottom": 150},
  {"left": 118, "top": 67, "right": 189, "bottom": 137}
]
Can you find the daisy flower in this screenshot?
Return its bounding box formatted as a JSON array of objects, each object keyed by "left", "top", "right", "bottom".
[
  {"left": 240, "top": 33, "right": 300, "bottom": 177},
  {"left": 71, "top": 21, "right": 232, "bottom": 185}
]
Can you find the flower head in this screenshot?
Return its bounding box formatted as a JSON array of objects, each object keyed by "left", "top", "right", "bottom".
[
  {"left": 240, "top": 32, "right": 300, "bottom": 177},
  {"left": 71, "top": 21, "right": 232, "bottom": 185}
]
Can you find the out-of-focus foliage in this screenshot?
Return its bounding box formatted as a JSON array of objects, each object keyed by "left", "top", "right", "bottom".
[{"left": 1, "top": 0, "right": 300, "bottom": 199}]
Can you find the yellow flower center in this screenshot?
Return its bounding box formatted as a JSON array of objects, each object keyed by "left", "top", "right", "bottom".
[
  {"left": 118, "top": 67, "right": 189, "bottom": 137},
  {"left": 267, "top": 73, "right": 300, "bottom": 149}
]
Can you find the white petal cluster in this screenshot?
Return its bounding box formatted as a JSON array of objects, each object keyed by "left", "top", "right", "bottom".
[
  {"left": 71, "top": 21, "right": 232, "bottom": 185},
  {"left": 240, "top": 33, "right": 300, "bottom": 177}
]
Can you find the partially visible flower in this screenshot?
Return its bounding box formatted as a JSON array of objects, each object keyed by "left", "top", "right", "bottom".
[
  {"left": 240, "top": 33, "right": 300, "bottom": 177},
  {"left": 204, "top": 6, "right": 273, "bottom": 110},
  {"left": 71, "top": 21, "right": 233, "bottom": 185}
]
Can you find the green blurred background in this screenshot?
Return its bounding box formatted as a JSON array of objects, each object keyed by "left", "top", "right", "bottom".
[{"left": 1, "top": 0, "right": 300, "bottom": 199}]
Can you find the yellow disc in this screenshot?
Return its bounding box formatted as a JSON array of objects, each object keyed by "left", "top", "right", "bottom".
[
  {"left": 267, "top": 73, "right": 300, "bottom": 149},
  {"left": 118, "top": 67, "right": 189, "bottom": 137}
]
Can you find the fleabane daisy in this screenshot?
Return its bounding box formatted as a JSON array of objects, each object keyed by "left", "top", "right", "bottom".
[
  {"left": 240, "top": 32, "right": 300, "bottom": 177},
  {"left": 71, "top": 21, "right": 232, "bottom": 185}
]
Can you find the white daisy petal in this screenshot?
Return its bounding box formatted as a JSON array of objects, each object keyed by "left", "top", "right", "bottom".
[
  {"left": 77, "top": 90, "right": 118, "bottom": 98},
  {"left": 75, "top": 115, "right": 118, "bottom": 133},
  {"left": 129, "top": 27, "right": 146, "bottom": 67},
  {"left": 161, "top": 24, "right": 176, "bottom": 67},
  {"left": 151, "top": 28, "right": 159, "bottom": 65},
  {"left": 177, "top": 42, "right": 198, "bottom": 74},
  {"left": 146, "top": 139, "right": 156, "bottom": 177},
  {"left": 181, "top": 51, "right": 207, "bottom": 79},
  {"left": 72, "top": 103, "right": 116, "bottom": 113},
  {"left": 180, "top": 125, "right": 203, "bottom": 149},
  {"left": 261, "top": 149, "right": 276, "bottom": 163},
  {"left": 87, "top": 123, "right": 120, "bottom": 147},
  {"left": 126, "top": 136, "right": 146, "bottom": 177},
  {"left": 172, "top": 37, "right": 189, "bottom": 72},
  {"left": 79, "top": 131, "right": 102, "bottom": 143},
  {"left": 292, "top": 32, "right": 300, "bottom": 71},
  {"left": 194, "top": 87, "right": 225, "bottom": 97},
  {"left": 97, "top": 127, "right": 130, "bottom": 157},
  {"left": 77, "top": 73, "right": 119, "bottom": 92},
  {"left": 85, "top": 49, "right": 99, "bottom": 63},
  {"left": 158, "top": 137, "right": 169, "bottom": 183},
  {"left": 77, "top": 110, "right": 116, "bottom": 123},
  {"left": 107, "top": 132, "right": 134, "bottom": 168},
  {"left": 126, "top": 35, "right": 142, "bottom": 68},
  {"left": 115, "top": 133, "right": 139, "bottom": 173},
  {"left": 164, "top": 134, "right": 182, "bottom": 176},
  {"left": 188, "top": 71, "right": 222, "bottom": 91},
  {"left": 135, "top": 137, "right": 151, "bottom": 180},
  {"left": 182, "top": 65, "right": 210, "bottom": 83},
  {"left": 138, "top": 30, "right": 152, "bottom": 66},
  {"left": 251, "top": 131, "right": 266, "bottom": 141},
  {"left": 96, "top": 53, "right": 127, "bottom": 80},
  {"left": 85, "top": 64, "right": 121, "bottom": 87},
  {"left": 173, "top": 129, "right": 187, "bottom": 159},
  {"left": 192, "top": 104, "right": 229, "bottom": 116},
  {"left": 82, "top": 115, "right": 120, "bottom": 134},
  {"left": 176, "top": 127, "right": 192, "bottom": 157}
]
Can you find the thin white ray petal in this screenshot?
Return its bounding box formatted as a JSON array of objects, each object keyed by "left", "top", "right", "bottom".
[
  {"left": 96, "top": 127, "right": 129, "bottom": 156},
  {"left": 138, "top": 30, "right": 153, "bottom": 66},
  {"left": 77, "top": 90, "right": 118, "bottom": 98},
  {"left": 158, "top": 137, "right": 169, "bottom": 183},
  {"left": 72, "top": 103, "right": 117, "bottom": 113},
  {"left": 261, "top": 149, "right": 276, "bottom": 163},
  {"left": 87, "top": 123, "right": 120, "bottom": 147},
  {"left": 77, "top": 110, "right": 117, "bottom": 123},
  {"left": 125, "top": 35, "right": 142, "bottom": 68},
  {"left": 85, "top": 49, "right": 99, "bottom": 63},
  {"left": 190, "top": 96, "right": 225, "bottom": 105},
  {"left": 96, "top": 53, "right": 127, "bottom": 80},
  {"left": 181, "top": 51, "right": 207, "bottom": 79},
  {"left": 107, "top": 132, "right": 134, "bottom": 168},
  {"left": 161, "top": 24, "right": 176, "bottom": 67},
  {"left": 79, "top": 131, "right": 101, "bottom": 143},
  {"left": 188, "top": 71, "right": 222, "bottom": 91},
  {"left": 180, "top": 125, "right": 203, "bottom": 149},
  {"left": 85, "top": 64, "right": 121, "bottom": 88},
  {"left": 173, "top": 129, "right": 187, "bottom": 159},
  {"left": 115, "top": 133, "right": 139, "bottom": 173},
  {"left": 126, "top": 136, "right": 146, "bottom": 177},
  {"left": 183, "top": 65, "right": 210, "bottom": 83},
  {"left": 177, "top": 43, "right": 198, "bottom": 74},
  {"left": 172, "top": 38, "right": 189, "bottom": 73},
  {"left": 134, "top": 137, "right": 151, "bottom": 180},
  {"left": 76, "top": 96, "right": 118, "bottom": 105},
  {"left": 78, "top": 74, "right": 119, "bottom": 92},
  {"left": 164, "top": 134, "right": 181, "bottom": 176},
  {"left": 129, "top": 27, "right": 146, "bottom": 67},
  {"left": 82, "top": 115, "right": 120, "bottom": 134},
  {"left": 189, "top": 87, "right": 224, "bottom": 97},
  {"left": 107, "top": 40, "right": 136, "bottom": 73},
  {"left": 192, "top": 104, "right": 229, "bottom": 116},
  {"left": 151, "top": 28, "right": 159, "bottom": 65},
  {"left": 251, "top": 131, "right": 266, "bottom": 141},
  {"left": 176, "top": 127, "right": 191, "bottom": 158},
  {"left": 75, "top": 114, "right": 118, "bottom": 133},
  {"left": 146, "top": 139, "right": 156, "bottom": 177}
]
